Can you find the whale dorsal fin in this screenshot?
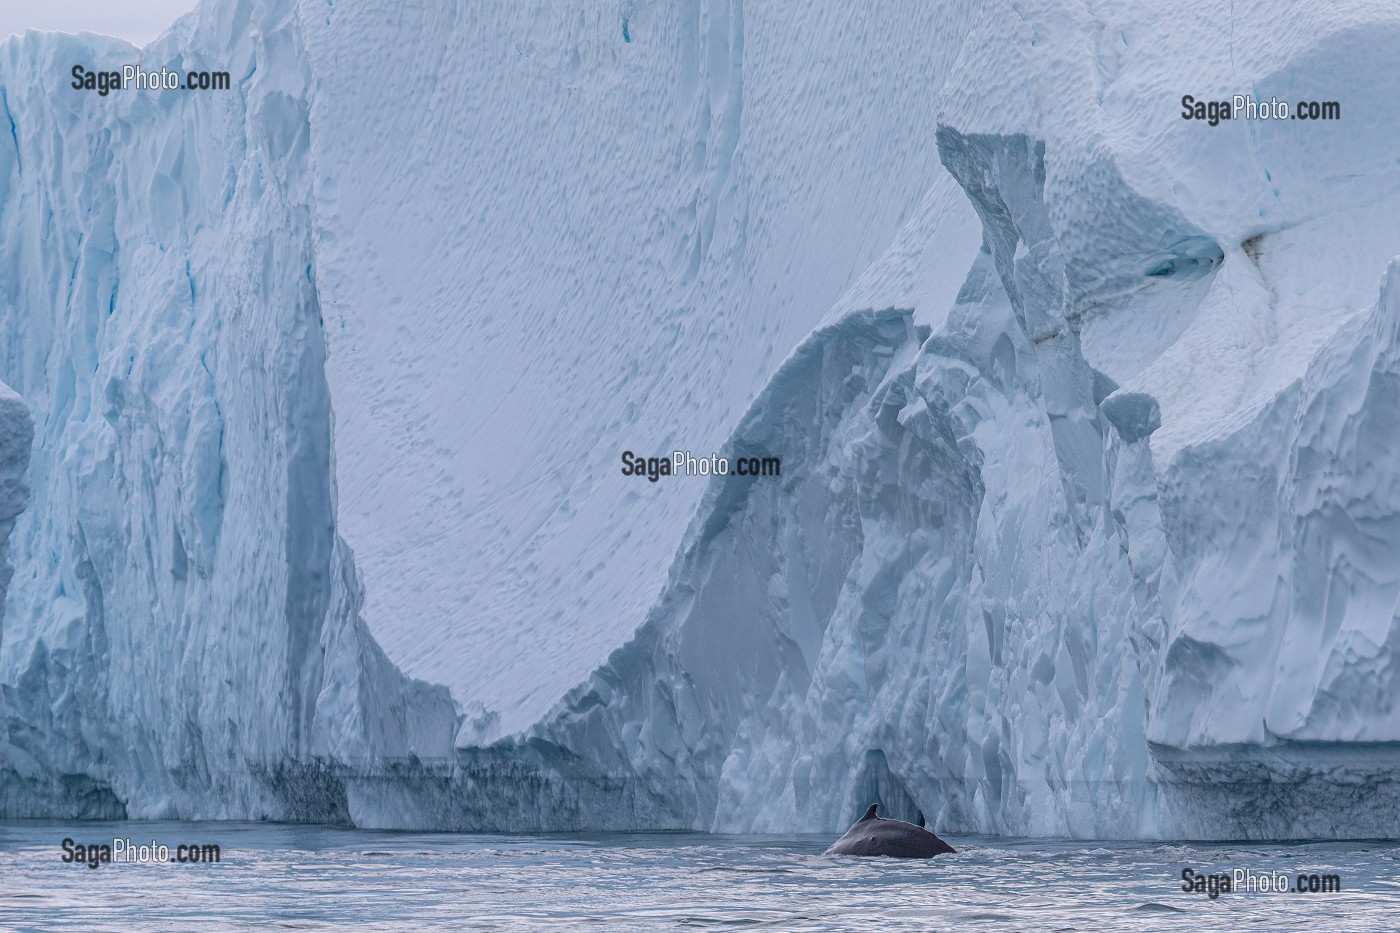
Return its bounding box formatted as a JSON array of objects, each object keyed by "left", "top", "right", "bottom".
[{"left": 859, "top": 803, "right": 879, "bottom": 822}]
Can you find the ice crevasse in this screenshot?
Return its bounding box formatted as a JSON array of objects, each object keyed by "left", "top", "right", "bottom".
[{"left": 2, "top": 0, "right": 1400, "bottom": 837}]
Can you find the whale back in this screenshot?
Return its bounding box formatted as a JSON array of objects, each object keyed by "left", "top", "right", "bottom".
[{"left": 823, "top": 803, "right": 956, "bottom": 859}]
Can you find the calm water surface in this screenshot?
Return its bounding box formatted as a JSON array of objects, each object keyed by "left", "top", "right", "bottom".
[{"left": 1, "top": 821, "right": 1397, "bottom": 930}]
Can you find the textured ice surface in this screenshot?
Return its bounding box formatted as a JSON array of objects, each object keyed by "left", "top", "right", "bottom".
[
  {"left": 3, "top": 0, "right": 1400, "bottom": 837},
  {"left": 0, "top": 380, "right": 32, "bottom": 799},
  {"left": 300, "top": 1, "right": 980, "bottom": 732},
  {"left": 0, "top": 383, "right": 31, "bottom": 613},
  {"left": 0, "top": 13, "right": 456, "bottom": 819}
]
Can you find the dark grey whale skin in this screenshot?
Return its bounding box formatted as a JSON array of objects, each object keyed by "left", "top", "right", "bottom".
[{"left": 823, "top": 804, "right": 956, "bottom": 858}]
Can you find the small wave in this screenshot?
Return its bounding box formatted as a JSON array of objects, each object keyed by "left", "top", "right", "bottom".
[
  {"left": 1133, "top": 902, "right": 1187, "bottom": 913},
  {"left": 620, "top": 911, "right": 765, "bottom": 927},
  {"left": 675, "top": 919, "right": 763, "bottom": 927},
  {"left": 695, "top": 866, "right": 797, "bottom": 875}
]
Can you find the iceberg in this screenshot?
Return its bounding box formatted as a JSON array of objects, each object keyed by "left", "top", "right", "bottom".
[
  {"left": 0, "top": 380, "right": 33, "bottom": 813},
  {"left": 0, "top": 16, "right": 457, "bottom": 820},
  {"left": 2, "top": 0, "right": 1400, "bottom": 839}
]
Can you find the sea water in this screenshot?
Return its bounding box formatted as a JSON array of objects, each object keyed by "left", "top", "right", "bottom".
[{"left": 1, "top": 821, "right": 1396, "bottom": 930}]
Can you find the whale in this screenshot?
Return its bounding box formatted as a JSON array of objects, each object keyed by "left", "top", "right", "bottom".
[{"left": 823, "top": 804, "right": 956, "bottom": 858}]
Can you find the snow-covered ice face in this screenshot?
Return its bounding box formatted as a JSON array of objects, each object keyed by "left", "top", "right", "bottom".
[
  {"left": 899, "top": 0, "right": 1400, "bottom": 836},
  {"left": 939, "top": 0, "right": 1400, "bottom": 457}
]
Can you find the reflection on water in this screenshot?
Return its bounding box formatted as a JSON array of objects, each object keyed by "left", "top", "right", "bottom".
[{"left": 1, "top": 821, "right": 1397, "bottom": 930}]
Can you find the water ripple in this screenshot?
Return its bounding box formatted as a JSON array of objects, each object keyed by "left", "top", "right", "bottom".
[{"left": 0, "top": 822, "right": 1395, "bottom": 931}]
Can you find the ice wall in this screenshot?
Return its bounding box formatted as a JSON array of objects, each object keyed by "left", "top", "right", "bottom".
[
  {"left": 0, "top": 382, "right": 33, "bottom": 803},
  {"left": 0, "top": 0, "right": 984, "bottom": 823},
  {"left": 472, "top": 116, "right": 1400, "bottom": 838},
  {"left": 0, "top": 384, "right": 32, "bottom": 622},
  {"left": 434, "top": 1, "right": 1400, "bottom": 838},
  {"left": 0, "top": 8, "right": 454, "bottom": 819},
  {"left": 3, "top": 0, "right": 1400, "bottom": 839},
  {"left": 299, "top": 0, "right": 981, "bottom": 733}
]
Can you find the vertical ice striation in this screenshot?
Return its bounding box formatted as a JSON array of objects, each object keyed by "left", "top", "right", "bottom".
[
  {"left": 0, "top": 7, "right": 454, "bottom": 820},
  {"left": 0, "top": 384, "right": 32, "bottom": 617},
  {"left": 0, "top": 383, "right": 33, "bottom": 813}
]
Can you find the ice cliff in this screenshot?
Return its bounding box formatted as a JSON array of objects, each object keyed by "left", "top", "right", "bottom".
[
  {"left": 0, "top": 384, "right": 32, "bottom": 614},
  {"left": 0, "top": 381, "right": 33, "bottom": 792},
  {"left": 0, "top": 10, "right": 455, "bottom": 819},
  {"left": 0, "top": 378, "right": 31, "bottom": 638},
  {"left": 4, "top": 0, "right": 1400, "bottom": 838}
]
